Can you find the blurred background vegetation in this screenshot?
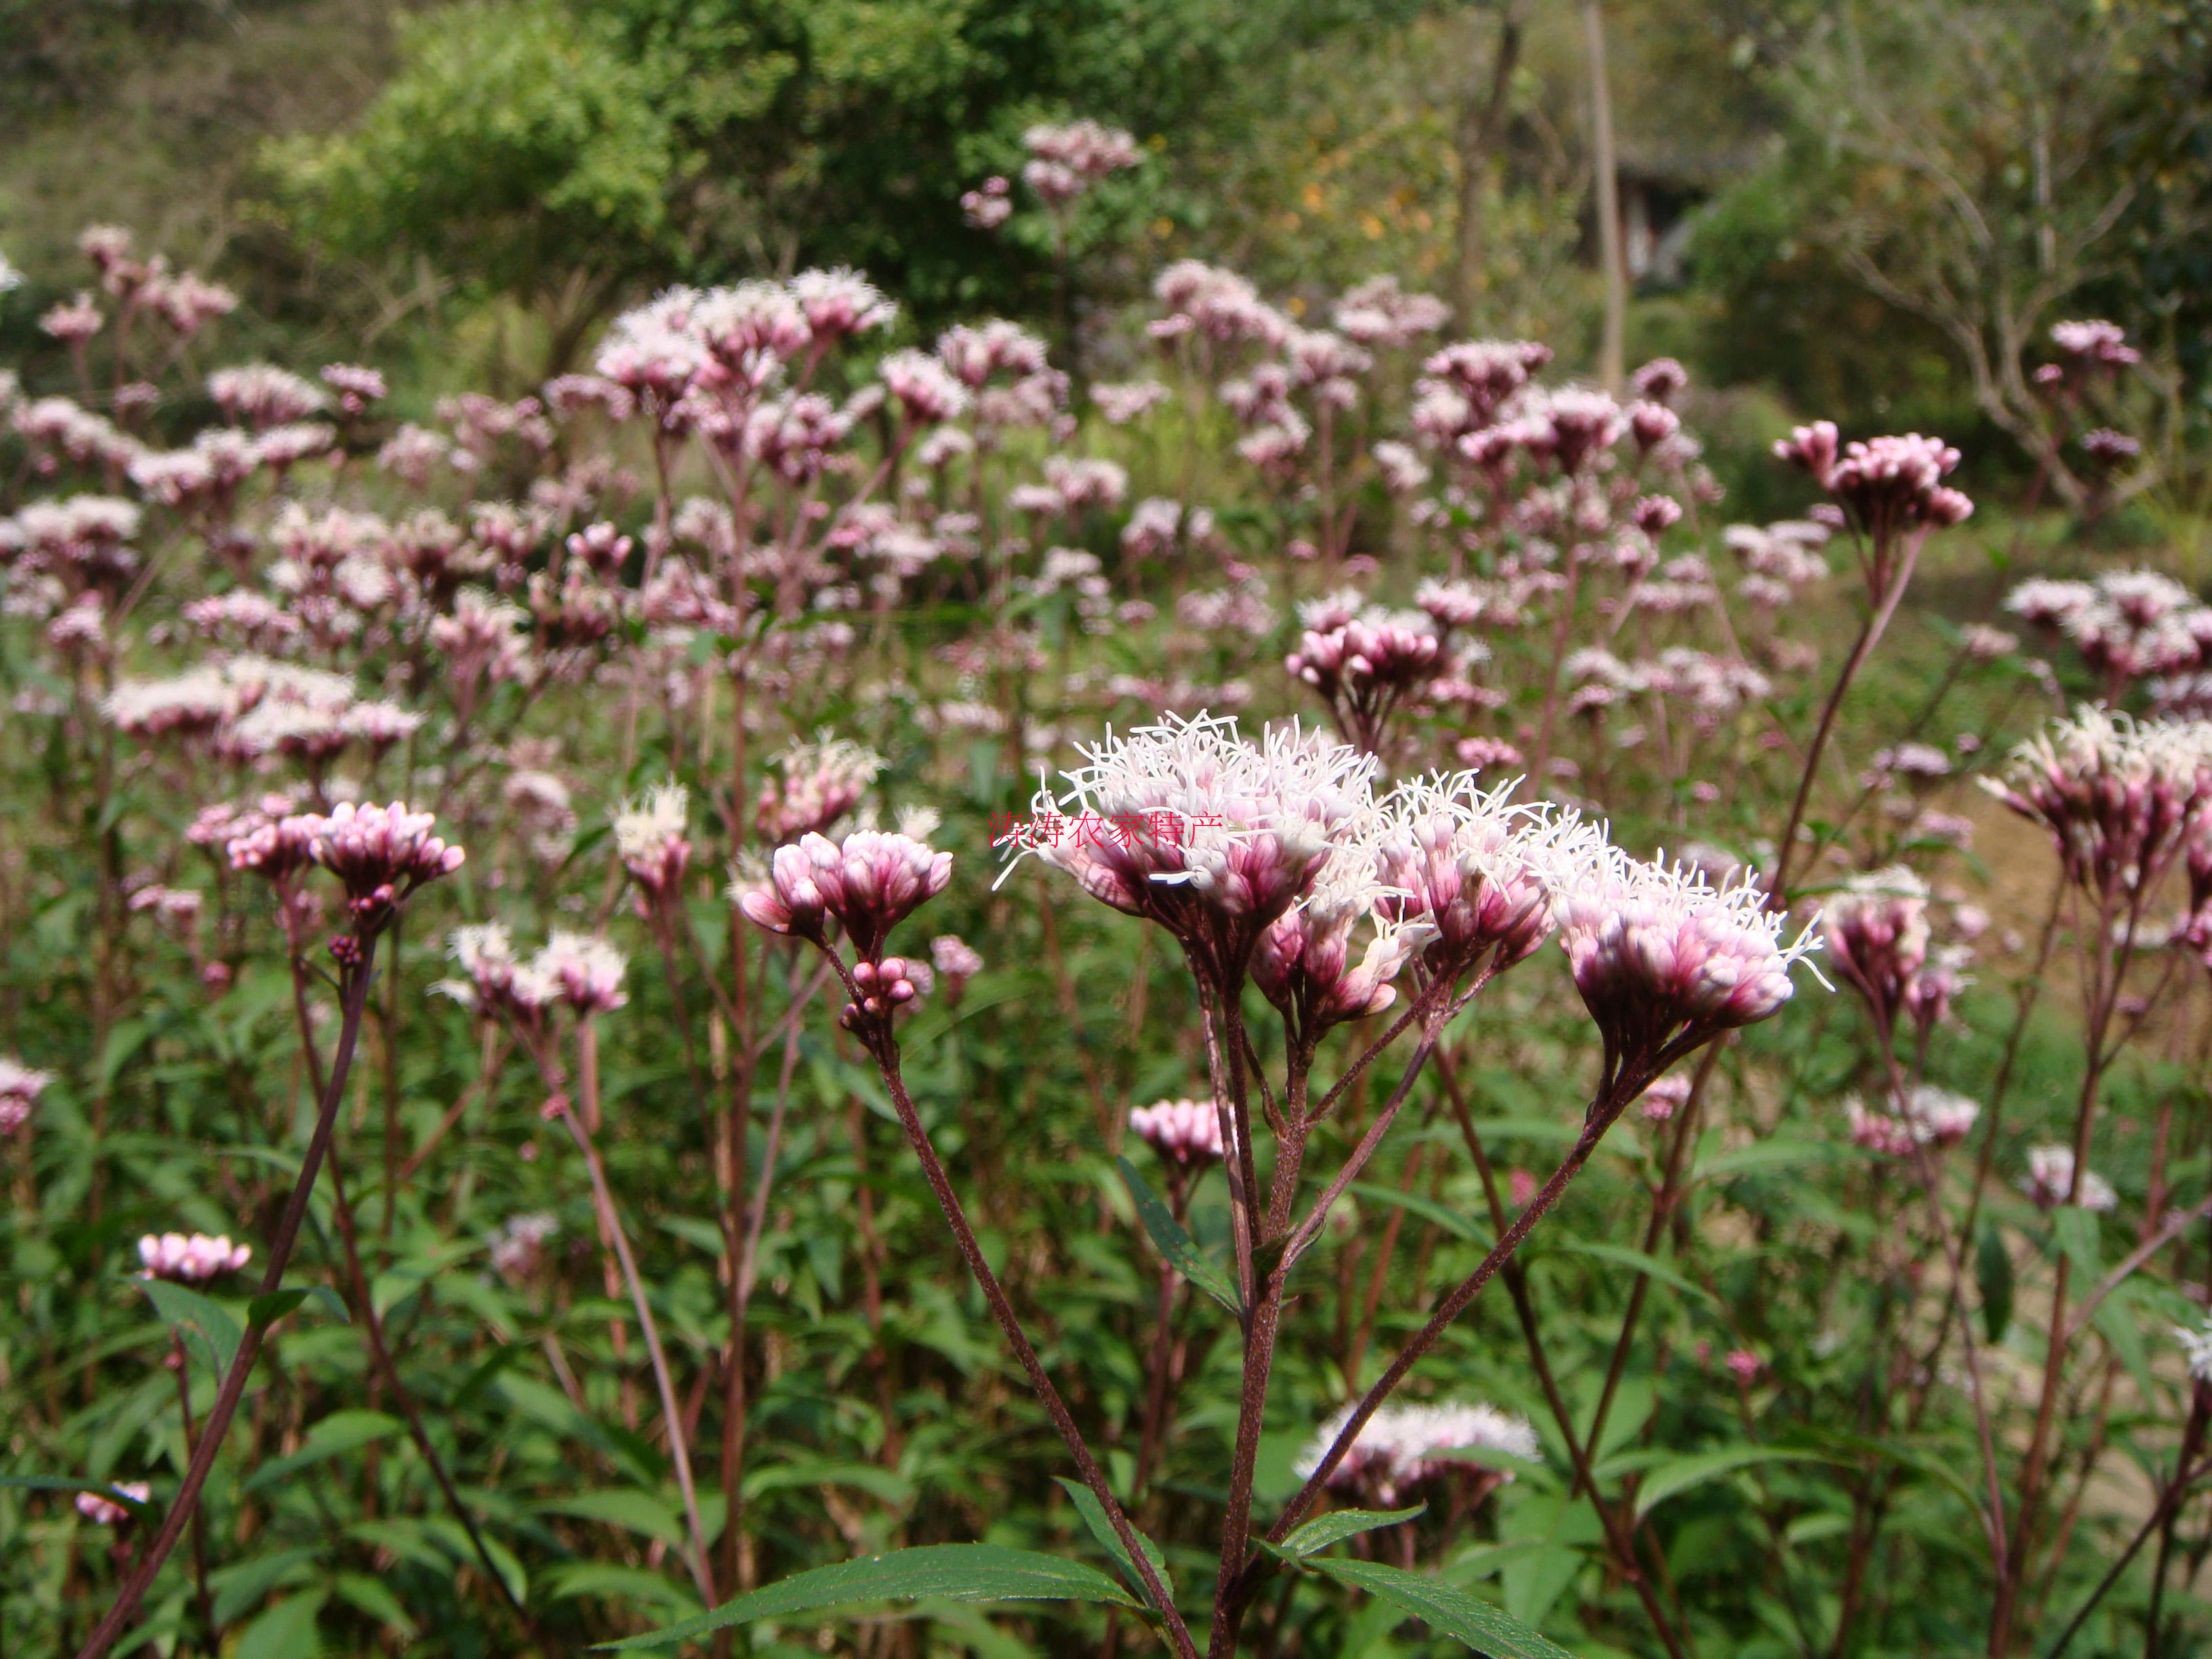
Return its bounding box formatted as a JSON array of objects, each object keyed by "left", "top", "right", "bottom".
[{"left": 2, "top": 0, "right": 2207, "bottom": 498}]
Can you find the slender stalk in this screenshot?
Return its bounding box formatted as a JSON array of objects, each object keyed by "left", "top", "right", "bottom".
[
  {"left": 560, "top": 1099, "right": 717, "bottom": 1606},
  {"left": 855, "top": 1020, "right": 1197, "bottom": 1659},
  {"left": 1766, "top": 532, "right": 1924, "bottom": 910},
  {"left": 1438, "top": 1051, "right": 1692, "bottom": 1659},
  {"left": 1576, "top": 1041, "right": 1719, "bottom": 1480},
  {"left": 76, "top": 947, "right": 380, "bottom": 1659},
  {"left": 168, "top": 1338, "right": 216, "bottom": 1655},
  {"left": 2045, "top": 1444, "right": 2212, "bottom": 1659},
  {"left": 1241, "top": 1071, "right": 1635, "bottom": 1622}
]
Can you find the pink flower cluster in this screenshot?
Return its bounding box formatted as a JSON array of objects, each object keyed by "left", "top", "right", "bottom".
[
  {"left": 138, "top": 1231, "right": 251, "bottom": 1283},
  {"left": 76, "top": 1482, "right": 151, "bottom": 1526},
  {"left": 1129, "top": 1099, "right": 1225, "bottom": 1165},
  {"left": 0, "top": 1057, "right": 54, "bottom": 1134},
  {"left": 1297, "top": 1400, "right": 1540, "bottom": 1509},
  {"left": 740, "top": 829, "right": 954, "bottom": 961},
  {"left": 1983, "top": 710, "right": 2212, "bottom": 903},
  {"left": 1020, "top": 120, "right": 1141, "bottom": 206},
  {"left": 1774, "top": 423, "right": 1972, "bottom": 552}
]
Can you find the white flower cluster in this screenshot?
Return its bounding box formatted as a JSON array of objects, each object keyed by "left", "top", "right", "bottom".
[{"left": 1295, "top": 1399, "right": 1541, "bottom": 1507}]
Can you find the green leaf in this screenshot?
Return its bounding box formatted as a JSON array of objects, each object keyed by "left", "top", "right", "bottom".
[
  {"left": 539, "top": 1489, "right": 686, "bottom": 1548},
  {"left": 1693, "top": 1139, "right": 1845, "bottom": 1183},
  {"left": 1115, "top": 1155, "right": 1241, "bottom": 1316},
  {"left": 743, "top": 1459, "right": 914, "bottom": 1507},
  {"left": 243, "top": 1411, "right": 403, "bottom": 1494},
  {"left": 141, "top": 1279, "right": 243, "bottom": 1378},
  {"left": 2052, "top": 1205, "right": 2103, "bottom": 1282},
  {"left": 544, "top": 1561, "right": 705, "bottom": 1616},
  {"left": 1976, "top": 1223, "right": 2013, "bottom": 1345},
  {"left": 594, "top": 1544, "right": 1140, "bottom": 1650},
  {"left": 247, "top": 1284, "right": 352, "bottom": 1328},
  {"left": 1263, "top": 1505, "right": 1425, "bottom": 1561},
  {"left": 1053, "top": 1476, "right": 1174, "bottom": 1612},
  {"left": 1303, "top": 1558, "right": 1576, "bottom": 1658},
  {"left": 1632, "top": 1446, "right": 1836, "bottom": 1523},
  {"left": 211, "top": 1548, "right": 323, "bottom": 1626},
  {"left": 1552, "top": 1242, "right": 1715, "bottom": 1309},
  {"left": 333, "top": 1572, "right": 419, "bottom": 1639},
  {"left": 1347, "top": 1182, "right": 1487, "bottom": 1244},
  {"left": 233, "top": 1590, "right": 326, "bottom": 1659}
]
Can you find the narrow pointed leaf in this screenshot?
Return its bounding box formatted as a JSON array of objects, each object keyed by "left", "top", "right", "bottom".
[
  {"left": 1975, "top": 1223, "right": 2013, "bottom": 1345},
  {"left": 1052, "top": 1476, "right": 1174, "bottom": 1612},
  {"left": 1263, "top": 1504, "right": 1425, "bottom": 1561},
  {"left": 1116, "top": 1155, "right": 1240, "bottom": 1315},
  {"left": 141, "top": 1279, "right": 243, "bottom": 1377},
  {"left": 1632, "top": 1446, "right": 1837, "bottom": 1522},
  {"left": 593, "top": 1543, "right": 1139, "bottom": 1650},
  {"left": 1305, "top": 1557, "right": 1576, "bottom": 1658}
]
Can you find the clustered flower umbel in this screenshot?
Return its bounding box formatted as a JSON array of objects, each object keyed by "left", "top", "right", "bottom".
[
  {"left": 1983, "top": 709, "right": 2212, "bottom": 905},
  {"left": 1130, "top": 1099, "right": 1227, "bottom": 1166},
  {"left": 738, "top": 829, "right": 954, "bottom": 1017},
  {"left": 435, "top": 924, "right": 628, "bottom": 1023},
  {"left": 229, "top": 800, "right": 464, "bottom": 953},
  {"left": 2020, "top": 1144, "right": 2118, "bottom": 1213},
  {"left": 614, "top": 782, "right": 692, "bottom": 902},
  {"left": 138, "top": 1232, "right": 251, "bottom": 1283},
  {"left": 0, "top": 1056, "right": 54, "bottom": 1134},
  {"left": 1004, "top": 715, "right": 1820, "bottom": 1105},
  {"left": 1295, "top": 1400, "right": 1540, "bottom": 1509},
  {"left": 1557, "top": 848, "right": 1824, "bottom": 1102},
  {"left": 76, "top": 1483, "right": 151, "bottom": 1527}
]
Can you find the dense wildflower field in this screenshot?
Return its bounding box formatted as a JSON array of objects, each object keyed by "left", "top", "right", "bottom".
[{"left": 4, "top": 141, "right": 2211, "bottom": 1659}]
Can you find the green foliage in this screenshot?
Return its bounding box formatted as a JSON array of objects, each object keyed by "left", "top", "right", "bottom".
[{"left": 269, "top": 3, "right": 679, "bottom": 301}]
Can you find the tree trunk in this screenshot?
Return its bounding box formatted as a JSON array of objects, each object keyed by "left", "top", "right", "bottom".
[
  {"left": 1452, "top": 4, "right": 1524, "bottom": 331},
  {"left": 1583, "top": 0, "right": 1626, "bottom": 392}
]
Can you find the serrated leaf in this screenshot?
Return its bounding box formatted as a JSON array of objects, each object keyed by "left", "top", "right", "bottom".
[
  {"left": 1116, "top": 1155, "right": 1240, "bottom": 1316},
  {"left": 233, "top": 1590, "right": 326, "bottom": 1659},
  {"left": 243, "top": 1411, "right": 403, "bottom": 1494},
  {"left": 539, "top": 1489, "right": 685, "bottom": 1547},
  {"left": 1632, "top": 1446, "right": 1837, "bottom": 1523},
  {"left": 593, "top": 1544, "right": 1139, "bottom": 1650},
  {"left": 1305, "top": 1557, "right": 1576, "bottom": 1658},
  {"left": 1976, "top": 1223, "right": 2013, "bottom": 1344},
  {"left": 1264, "top": 1504, "right": 1425, "bottom": 1561},
  {"left": 544, "top": 1561, "right": 705, "bottom": 1616},
  {"left": 333, "top": 1572, "right": 418, "bottom": 1639},
  {"left": 210, "top": 1547, "right": 322, "bottom": 1626},
  {"left": 1347, "top": 1182, "right": 1487, "bottom": 1244},
  {"left": 1553, "top": 1242, "right": 1715, "bottom": 1308},
  {"left": 1052, "top": 1476, "right": 1174, "bottom": 1612},
  {"left": 141, "top": 1279, "right": 243, "bottom": 1378},
  {"left": 1693, "top": 1139, "right": 1844, "bottom": 1183}
]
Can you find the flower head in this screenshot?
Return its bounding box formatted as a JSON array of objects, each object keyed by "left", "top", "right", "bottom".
[
  {"left": 614, "top": 782, "right": 692, "bottom": 899},
  {"left": 2020, "top": 1144, "right": 2117, "bottom": 1212},
  {"left": 1375, "top": 773, "right": 1603, "bottom": 975},
  {"left": 138, "top": 1232, "right": 251, "bottom": 1284},
  {"left": 1010, "top": 714, "right": 1377, "bottom": 984},
  {"left": 1983, "top": 710, "right": 2212, "bottom": 902},
  {"left": 1295, "top": 1400, "right": 1539, "bottom": 1509},
  {"left": 1129, "top": 1099, "right": 1226, "bottom": 1166},
  {"left": 741, "top": 829, "right": 951, "bottom": 961},
  {"left": 2173, "top": 1317, "right": 2212, "bottom": 1385},
  {"left": 0, "top": 1057, "right": 54, "bottom": 1135},
  {"left": 1557, "top": 851, "right": 1823, "bottom": 1097},
  {"left": 76, "top": 1483, "right": 150, "bottom": 1526},
  {"left": 1817, "top": 867, "right": 1931, "bottom": 1033},
  {"left": 529, "top": 932, "right": 628, "bottom": 1015}
]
